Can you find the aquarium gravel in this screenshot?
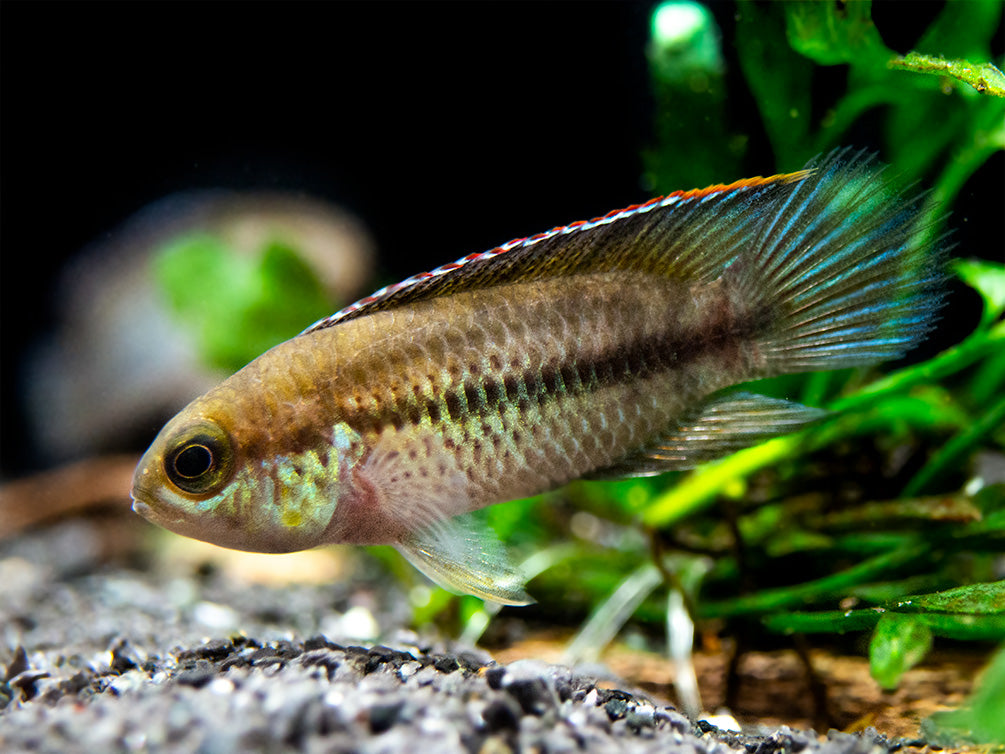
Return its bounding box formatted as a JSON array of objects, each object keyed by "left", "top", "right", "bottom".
[{"left": 0, "top": 525, "right": 910, "bottom": 754}]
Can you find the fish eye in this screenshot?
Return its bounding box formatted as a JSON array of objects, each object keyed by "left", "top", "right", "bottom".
[
  {"left": 173, "top": 443, "right": 214, "bottom": 478},
  {"left": 163, "top": 422, "right": 234, "bottom": 495}
]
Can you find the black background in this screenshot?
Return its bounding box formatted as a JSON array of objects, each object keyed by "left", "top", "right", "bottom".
[{"left": 1, "top": 2, "right": 1000, "bottom": 475}]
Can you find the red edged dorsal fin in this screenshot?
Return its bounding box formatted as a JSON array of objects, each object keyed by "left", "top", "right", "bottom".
[{"left": 302, "top": 167, "right": 812, "bottom": 334}]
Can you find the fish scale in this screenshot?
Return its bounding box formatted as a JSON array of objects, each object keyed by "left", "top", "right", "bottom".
[
  {"left": 132, "top": 149, "right": 946, "bottom": 604},
  {"left": 322, "top": 274, "right": 738, "bottom": 504}
]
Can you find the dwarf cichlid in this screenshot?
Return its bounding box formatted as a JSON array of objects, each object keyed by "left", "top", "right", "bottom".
[{"left": 132, "top": 150, "right": 945, "bottom": 604}]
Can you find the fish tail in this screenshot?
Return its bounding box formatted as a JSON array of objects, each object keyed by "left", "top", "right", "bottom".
[{"left": 737, "top": 148, "right": 948, "bottom": 374}]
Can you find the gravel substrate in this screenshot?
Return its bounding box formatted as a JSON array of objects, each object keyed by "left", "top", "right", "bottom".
[{"left": 1, "top": 523, "right": 908, "bottom": 753}]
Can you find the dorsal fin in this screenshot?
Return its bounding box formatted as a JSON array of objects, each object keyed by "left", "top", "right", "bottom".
[{"left": 302, "top": 167, "right": 812, "bottom": 333}]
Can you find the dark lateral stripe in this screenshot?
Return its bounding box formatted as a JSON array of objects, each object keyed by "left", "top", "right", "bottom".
[
  {"left": 458, "top": 318, "right": 757, "bottom": 421},
  {"left": 341, "top": 318, "right": 758, "bottom": 434}
]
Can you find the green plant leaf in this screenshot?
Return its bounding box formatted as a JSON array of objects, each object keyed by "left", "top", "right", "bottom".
[
  {"left": 870, "top": 612, "right": 933, "bottom": 690},
  {"left": 734, "top": 1, "right": 814, "bottom": 168},
  {"left": 784, "top": 0, "right": 890, "bottom": 68},
  {"left": 805, "top": 496, "right": 983, "bottom": 531},
  {"left": 763, "top": 577, "right": 1005, "bottom": 639},
  {"left": 896, "top": 580, "right": 1005, "bottom": 616},
  {"left": 903, "top": 394, "right": 1005, "bottom": 496},
  {"left": 955, "top": 259, "right": 1005, "bottom": 327},
  {"left": 763, "top": 608, "right": 884, "bottom": 635},
  {"left": 924, "top": 644, "right": 1005, "bottom": 747},
  {"left": 885, "top": 582, "right": 1005, "bottom": 642},
  {"left": 699, "top": 541, "right": 930, "bottom": 619},
  {"left": 847, "top": 574, "right": 952, "bottom": 605},
  {"left": 889, "top": 53, "right": 1005, "bottom": 97}
]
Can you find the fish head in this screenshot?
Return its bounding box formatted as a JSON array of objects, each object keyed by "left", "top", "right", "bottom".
[{"left": 131, "top": 381, "right": 354, "bottom": 554}]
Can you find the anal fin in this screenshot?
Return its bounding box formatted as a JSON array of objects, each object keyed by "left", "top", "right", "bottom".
[{"left": 587, "top": 392, "right": 826, "bottom": 479}]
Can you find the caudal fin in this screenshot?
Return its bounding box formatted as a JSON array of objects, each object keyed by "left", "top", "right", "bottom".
[
  {"left": 596, "top": 151, "right": 948, "bottom": 477},
  {"left": 740, "top": 148, "right": 947, "bottom": 374}
]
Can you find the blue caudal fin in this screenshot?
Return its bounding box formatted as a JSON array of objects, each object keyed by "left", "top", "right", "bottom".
[
  {"left": 740, "top": 148, "right": 948, "bottom": 373},
  {"left": 592, "top": 150, "right": 948, "bottom": 478}
]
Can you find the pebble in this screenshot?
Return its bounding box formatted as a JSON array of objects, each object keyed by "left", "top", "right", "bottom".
[
  {"left": 192, "top": 601, "right": 240, "bottom": 631},
  {"left": 0, "top": 542, "right": 905, "bottom": 754}
]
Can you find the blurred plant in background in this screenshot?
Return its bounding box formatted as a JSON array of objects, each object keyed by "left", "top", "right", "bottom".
[
  {"left": 25, "top": 193, "right": 374, "bottom": 462},
  {"left": 155, "top": 235, "right": 332, "bottom": 374}
]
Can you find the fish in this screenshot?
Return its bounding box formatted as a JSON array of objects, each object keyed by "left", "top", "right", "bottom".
[{"left": 131, "top": 148, "right": 945, "bottom": 605}]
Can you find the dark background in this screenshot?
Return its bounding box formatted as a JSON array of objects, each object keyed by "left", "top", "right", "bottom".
[{"left": 1, "top": 1, "right": 999, "bottom": 475}]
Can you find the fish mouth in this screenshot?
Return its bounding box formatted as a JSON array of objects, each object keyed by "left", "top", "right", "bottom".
[
  {"left": 130, "top": 483, "right": 154, "bottom": 517},
  {"left": 131, "top": 495, "right": 162, "bottom": 522},
  {"left": 130, "top": 488, "right": 184, "bottom": 526},
  {"left": 130, "top": 454, "right": 182, "bottom": 525}
]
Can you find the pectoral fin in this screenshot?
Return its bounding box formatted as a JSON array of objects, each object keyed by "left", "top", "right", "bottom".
[
  {"left": 397, "top": 515, "right": 533, "bottom": 606},
  {"left": 350, "top": 426, "right": 533, "bottom": 605}
]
